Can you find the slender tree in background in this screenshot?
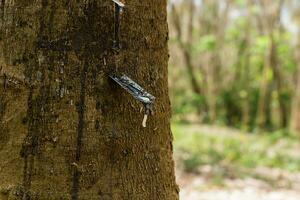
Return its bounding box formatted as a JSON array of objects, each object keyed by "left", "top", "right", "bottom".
[
  {"left": 290, "top": 2, "right": 300, "bottom": 135},
  {"left": 255, "top": 0, "right": 287, "bottom": 129},
  {"left": 170, "top": 0, "right": 231, "bottom": 123},
  {"left": 233, "top": 1, "right": 252, "bottom": 129},
  {"left": 290, "top": 44, "right": 300, "bottom": 135},
  {"left": 169, "top": 0, "right": 298, "bottom": 131},
  {"left": 0, "top": 0, "right": 179, "bottom": 199},
  {"left": 171, "top": 0, "right": 208, "bottom": 117}
]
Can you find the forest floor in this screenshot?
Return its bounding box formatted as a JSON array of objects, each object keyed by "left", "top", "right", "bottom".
[
  {"left": 176, "top": 167, "right": 300, "bottom": 200},
  {"left": 173, "top": 123, "right": 300, "bottom": 200}
]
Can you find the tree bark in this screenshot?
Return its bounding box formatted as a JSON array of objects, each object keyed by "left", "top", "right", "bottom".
[
  {"left": 0, "top": 0, "right": 179, "bottom": 199},
  {"left": 290, "top": 45, "right": 300, "bottom": 135}
]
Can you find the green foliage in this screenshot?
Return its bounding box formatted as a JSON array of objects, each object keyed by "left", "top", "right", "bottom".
[
  {"left": 169, "top": 0, "right": 300, "bottom": 132},
  {"left": 173, "top": 123, "right": 300, "bottom": 173},
  {"left": 192, "top": 35, "right": 216, "bottom": 55},
  {"left": 234, "top": 0, "right": 246, "bottom": 7},
  {"left": 252, "top": 36, "right": 270, "bottom": 54}
]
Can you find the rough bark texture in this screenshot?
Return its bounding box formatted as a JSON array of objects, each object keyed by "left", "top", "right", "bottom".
[{"left": 0, "top": 0, "right": 179, "bottom": 199}]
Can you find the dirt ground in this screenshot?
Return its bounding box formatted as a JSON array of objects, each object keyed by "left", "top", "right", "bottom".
[{"left": 177, "top": 168, "right": 300, "bottom": 200}]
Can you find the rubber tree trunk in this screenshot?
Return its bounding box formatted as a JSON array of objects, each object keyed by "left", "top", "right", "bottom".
[
  {"left": 290, "top": 47, "right": 300, "bottom": 135},
  {"left": 256, "top": 41, "right": 273, "bottom": 130},
  {"left": 0, "top": 0, "right": 179, "bottom": 199}
]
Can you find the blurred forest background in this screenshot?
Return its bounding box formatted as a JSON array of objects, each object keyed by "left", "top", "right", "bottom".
[{"left": 168, "top": 0, "right": 300, "bottom": 199}]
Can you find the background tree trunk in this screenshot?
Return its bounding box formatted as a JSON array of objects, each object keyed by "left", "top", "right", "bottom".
[
  {"left": 255, "top": 0, "right": 285, "bottom": 130},
  {"left": 290, "top": 43, "right": 300, "bottom": 135},
  {"left": 170, "top": 1, "right": 209, "bottom": 118},
  {"left": 0, "top": 0, "right": 179, "bottom": 199}
]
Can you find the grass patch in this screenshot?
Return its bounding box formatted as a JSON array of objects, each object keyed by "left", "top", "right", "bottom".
[{"left": 173, "top": 123, "right": 300, "bottom": 174}]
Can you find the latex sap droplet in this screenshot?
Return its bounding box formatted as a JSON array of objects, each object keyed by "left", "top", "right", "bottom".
[{"left": 109, "top": 74, "right": 155, "bottom": 128}]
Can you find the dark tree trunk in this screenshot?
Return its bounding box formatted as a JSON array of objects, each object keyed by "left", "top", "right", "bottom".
[{"left": 0, "top": 0, "right": 179, "bottom": 199}]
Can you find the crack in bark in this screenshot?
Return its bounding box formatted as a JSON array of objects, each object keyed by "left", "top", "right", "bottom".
[
  {"left": 0, "top": 91, "right": 8, "bottom": 151},
  {"left": 0, "top": 0, "right": 5, "bottom": 20},
  {"left": 21, "top": 86, "right": 34, "bottom": 200},
  {"left": 71, "top": 61, "right": 88, "bottom": 200},
  {"left": 20, "top": 1, "right": 49, "bottom": 199}
]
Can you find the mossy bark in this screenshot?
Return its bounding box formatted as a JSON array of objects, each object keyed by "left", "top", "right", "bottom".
[{"left": 0, "top": 0, "right": 179, "bottom": 199}]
